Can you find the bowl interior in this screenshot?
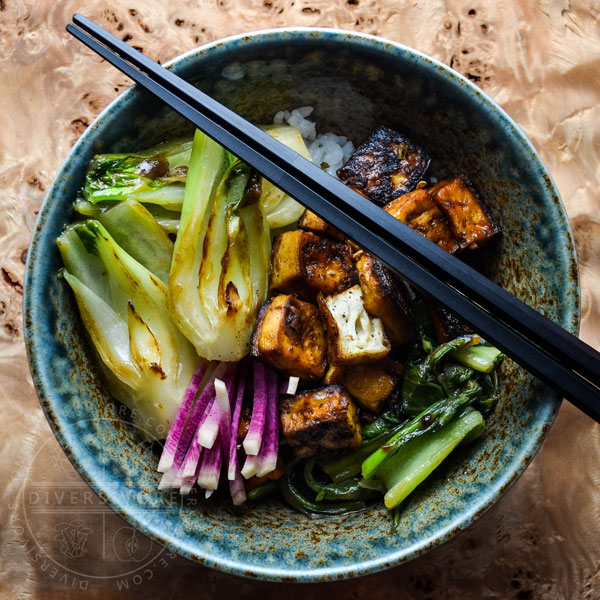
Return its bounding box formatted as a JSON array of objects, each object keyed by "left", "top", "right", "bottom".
[{"left": 24, "top": 29, "right": 579, "bottom": 581}]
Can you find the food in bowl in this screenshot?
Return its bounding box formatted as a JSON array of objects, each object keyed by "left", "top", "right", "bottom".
[{"left": 56, "top": 101, "right": 504, "bottom": 518}]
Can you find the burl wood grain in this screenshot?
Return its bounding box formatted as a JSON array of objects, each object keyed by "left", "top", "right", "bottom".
[{"left": 1, "top": 0, "right": 599, "bottom": 598}]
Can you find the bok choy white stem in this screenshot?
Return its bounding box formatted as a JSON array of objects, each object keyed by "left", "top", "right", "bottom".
[
  {"left": 168, "top": 130, "right": 271, "bottom": 361},
  {"left": 57, "top": 221, "right": 200, "bottom": 441}
]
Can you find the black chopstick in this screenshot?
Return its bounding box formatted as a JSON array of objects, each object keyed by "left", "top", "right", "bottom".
[{"left": 66, "top": 16, "right": 600, "bottom": 422}]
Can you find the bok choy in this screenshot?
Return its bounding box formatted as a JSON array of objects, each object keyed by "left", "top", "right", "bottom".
[
  {"left": 83, "top": 139, "right": 192, "bottom": 210},
  {"left": 78, "top": 125, "right": 312, "bottom": 230},
  {"left": 168, "top": 130, "right": 271, "bottom": 361},
  {"left": 57, "top": 221, "right": 200, "bottom": 440}
]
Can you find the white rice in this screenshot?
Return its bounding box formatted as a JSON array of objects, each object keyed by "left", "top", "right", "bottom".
[{"left": 273, "top": 106, "right": 354, "bottom": 177}]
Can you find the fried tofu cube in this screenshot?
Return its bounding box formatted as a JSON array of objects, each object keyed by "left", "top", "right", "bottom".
[
  {"left": 251, "top": 294, "right": 327, "bottom": 380},
  {"left": 429, "top": 175, "right": 500, "bottom": 250},
  {"left": 355, "top": 253, "right": 416, "bottom": 347},
  {"left": 318, "top": 285, "right": 391, "bottom": 365},
  {"left": 384, "top": 189, "right": 459, "bottom": 253},
  {"left": 270, "top": 230, "right": 355, "bottom": 300},
  {"left": 337, "top": 126, "right": 430, "bottom": 205},
  {"left": 343, "top": 359, "right": 404, "bottom": 414},
  {"left": 298, "top": 209, "right": 345, "bottom": 241},
  {"left": 279, "top": 385, "right": 362, "bottom": 458},
  {"left": 425, "top": 298, "right": 472, "bottom": 344}
]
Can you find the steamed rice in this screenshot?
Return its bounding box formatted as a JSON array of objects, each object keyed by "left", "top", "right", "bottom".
[{"left": 273, "top": 106, "right": 354, "bottom": 176}]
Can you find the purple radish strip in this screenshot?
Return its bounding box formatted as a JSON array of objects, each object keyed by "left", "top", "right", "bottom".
[
  {"left": 179, "top": 431, "right": 203, "bottom": 479},
  {"left": 158, "top": 467, "right": 177, "bottom": 490},
  {"left": 193, "top": 362, "right": 228, "bottom": 449},
  {"left": 228, "top": 361, "right": 247, "bottom": 480},
  {"left": 197, "top": 434, "right": 222, "bottom": 490},
  {"left": 229, "top": 467, "right": 247, "bottom": 505},
  {"left": 241, "top": 453, "right": 261, "bottom": 479},
  {"left": 165, "top": 362, "right": 223, "bottom": 484},
  {"left": 243, "top": 361, "right": 268, "bottom": 455},
  {"left": 157, "top": 360, "right": 210, "bottom": 473},
  {"left": 180, "top": 458, "right": 202, "bottom": 495},
  {"left": 197, "top": 397, "right": 220, "bottom": 448},
  {"left": 256, "top": 369, "right": 279, "bottom": 478}
]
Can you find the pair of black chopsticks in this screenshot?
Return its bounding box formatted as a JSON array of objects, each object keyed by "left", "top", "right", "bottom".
[{"left": 66, "top": 14, "right": 600, "bottom": 422}]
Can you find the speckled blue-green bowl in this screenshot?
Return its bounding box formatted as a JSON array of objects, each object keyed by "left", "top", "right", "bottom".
[{"left": 24, "top": 28, "right": 579, "bottom": 581}]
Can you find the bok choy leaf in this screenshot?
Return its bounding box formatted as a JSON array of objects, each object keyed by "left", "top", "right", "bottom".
[
  {"left": 57, "top": 221, "right": 200, "bottom": 440},
  {"left": 168, "top": 130, "right": 271, "bottom": 361}
]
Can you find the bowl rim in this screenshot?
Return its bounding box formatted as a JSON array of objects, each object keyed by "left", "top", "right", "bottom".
[{"left": 24, "top": 26, "right": 580, "bottom": 582}]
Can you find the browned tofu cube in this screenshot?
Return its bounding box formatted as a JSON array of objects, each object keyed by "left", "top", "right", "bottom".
[
  {"left": 279, "top": 385, "right": 362, "bottom": 458},
  {"left": 428, "top": 175, "right": 500, "bottom": 250},
  {"left": 251, "top": 294, "right": 327, "bottom": 380},
  {"left": 425, "top": 298, "right": 472, "bottom": 344},
  {"left": 337, "top": 126, "right": 430, "bottom": 205},
  {"left": 355, "top": 253, "right": 416, "bottom": 347},
  {"left": 384, "top": 189, "right": 459, "bottom": 254},
  {"left": 318, "top": 285, "right": 391, "bottom": 365},
  {"left": 270, "top": 230, "right": 355, "bottom": 300},
  {"left": 298, "top": 209, "right": 345, "bottom": 241},
  {"left": 343, "top": 359, "right": 404, "bottom": 414}
]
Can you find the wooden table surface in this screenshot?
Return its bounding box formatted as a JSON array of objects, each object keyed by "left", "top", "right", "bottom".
[{"left": 1, "top": 1, "right": 599, "bottom": 598}]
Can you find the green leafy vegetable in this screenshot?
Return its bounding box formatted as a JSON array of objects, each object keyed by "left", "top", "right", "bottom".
[
  {"left": 80, "top": 125, "right": 311, "bottom": 230},
  {"left": 362, "top": 381, "right": 484, "bottom": 481},
  {"left": 168, "top": 131, "right": 271, "bottom": 361},
  {"left": 451, "top": 343, "right": 504, "bottom": 373},
  {"left": 374, "top": 409, "right": 485, "bottom": 509},
  {"left": 83, "top": 139, "right": 192, "bottom": 210},
  {"left": 57, "top": 221, "right": 200, "bottom": 440},
  {"left": 319, "top": 426, "right": 404, "bottom": 483},
  {"left": 97, "top": 199, "right": 174, "bottom": 284},
  {"left": 401, "top": 334, "right": 483, "bottom": 415},
  {"left": 304, "top": 459, "right": 379, "bottom": 502},
  {"left": 279, "top": 462, "right": 368, "bottom": 516}
]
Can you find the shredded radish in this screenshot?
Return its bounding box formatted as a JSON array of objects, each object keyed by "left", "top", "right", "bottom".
[
  {"left": 256, "top": 369, "right": 279, "bottom": 477},
  {"left": 243, "top": 361, "right": 268, "bottom": 455},
  {"left": 286, "top": 376, "right": 299, "bottom": 396},
  {"left": 197, "top": 434, "right": 222, "bottom": 490},
  {"left": 180, "top": 460, "right": 202, "bottom": 495},
  {"left": 157, "top": 361, "right": 210, "bottom": 473},
  {"left": 197, "top": 398, "right": 220, "bottom": 448},
  {"left": 229, "top": 470, "right": 247, "bottom": 505},
  {"left": 241, "top": 453, "right": 261, "bottom": 479},
  {"left": 228, "top": 361, "right": 246, "bottom": 480}
]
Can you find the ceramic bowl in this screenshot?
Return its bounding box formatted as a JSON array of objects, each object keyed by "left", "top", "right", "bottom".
[{"left": 24, "top": 28, "right": 579, "bottom": 581}]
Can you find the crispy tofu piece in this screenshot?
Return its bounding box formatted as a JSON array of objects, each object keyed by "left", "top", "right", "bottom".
[
  {"left": 270, "top": 230, "right": 355, "bottom": 300},
  {"left": 251, "top": 294, "right": 327, "bottom": 380},
  {"left": 318, "top": 285, "right": 391, "bottom": 365},
  {"left": 279, "top": 385, "right": 362, "bottom": 458},
  {"left": 429, "top": 175, "right": 500, "bottom": 250},
  {"left": 298, "top": 209, "right": 345, "bottom": 241},
  {"left": 355, "top": 253, "right": 416, "bottom": 347},
  {"left": 343, "top": 359, "right": 404, "bottom": 414},
  {"left": 384, "top": 189, "right": 459, "bottom": 253},
  {"left": 337, "top": 126, "right": 430, "bottom": 205},
  {"left": 425, "top": 298, "right": 472, "bottom": 344}
]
